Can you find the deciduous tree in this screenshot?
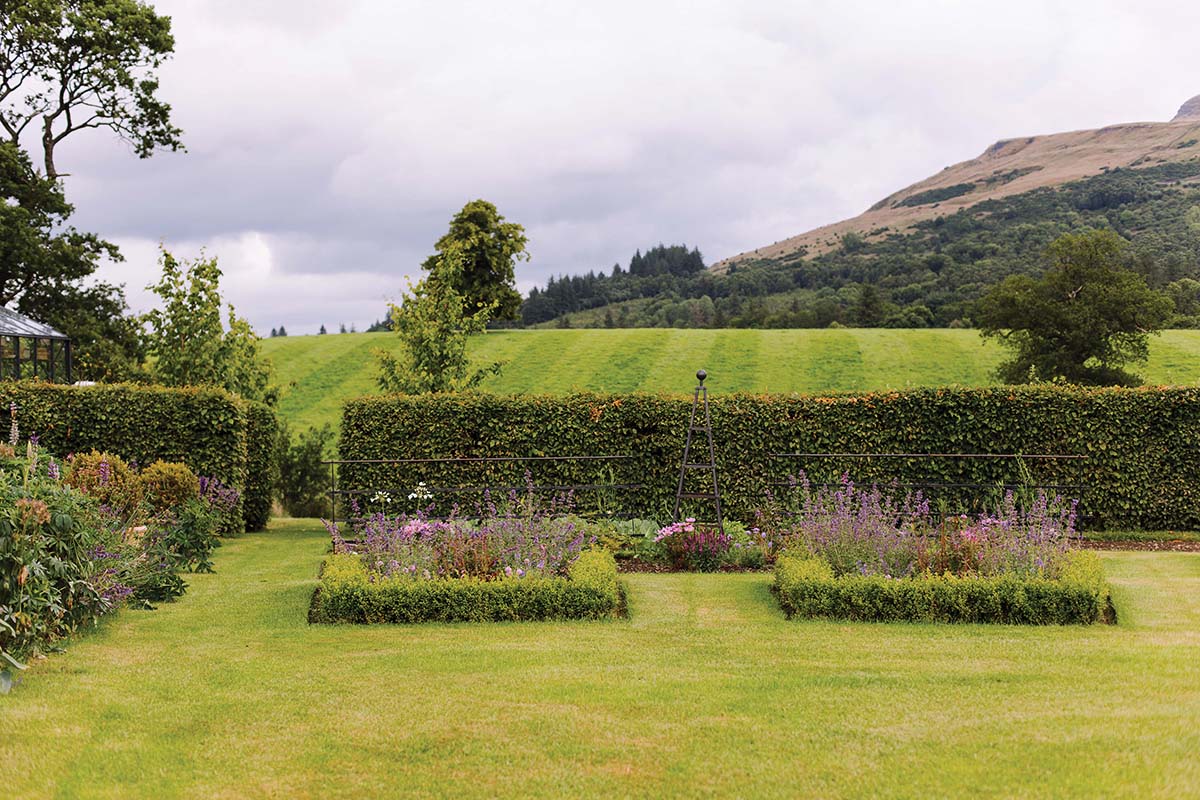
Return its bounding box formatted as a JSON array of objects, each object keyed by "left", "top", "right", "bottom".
[
  {"left": 377, "top": 249, "right": 502, "bottom": 394},
  {"left": 142, "top": 249, "right": 273, "bottom": 401},
  {"left": 423, "top": 200, "right": 528, "bottom": 322},
  {"left": 0, "top": 0, "right": 182, "bottom": 180},
  {"left": 978, "top": 230, "right": 1173, "bottom": 385}
]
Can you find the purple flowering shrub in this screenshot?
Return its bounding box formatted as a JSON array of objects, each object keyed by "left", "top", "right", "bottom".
[
  {"left": 759, "top": 473, "right": 1078, "bottom": 579},
  {"left": 326, "top": 488, "right": 595, "bottom": 581},
  {"left": 654, "top": 519, "right": 733, "bottom": 572}
]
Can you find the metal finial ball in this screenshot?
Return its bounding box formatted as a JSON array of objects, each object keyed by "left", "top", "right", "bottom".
[{"left": 696, "top": 369, "right": 707, "bottom": 385}]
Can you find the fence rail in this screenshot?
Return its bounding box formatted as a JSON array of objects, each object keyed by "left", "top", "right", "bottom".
[
  {"left": 324, "top": 454, "right": 643, "bottom": 525},
  {"left": 769, "top": 450, "right": 1088, "bottom": 514}
]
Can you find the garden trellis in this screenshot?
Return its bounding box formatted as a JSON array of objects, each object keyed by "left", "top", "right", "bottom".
[{"left": 0, "top": 307, "right": 72, "bottom": 383}]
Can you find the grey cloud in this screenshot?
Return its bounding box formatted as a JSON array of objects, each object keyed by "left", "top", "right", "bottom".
[{"left": 36, "top": 0, "right": 1200, "bottom": 333}]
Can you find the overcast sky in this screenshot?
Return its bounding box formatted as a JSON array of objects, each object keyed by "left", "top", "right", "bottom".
[{"left": 50, "top": 0, "right": 1200, "bottom": 334}]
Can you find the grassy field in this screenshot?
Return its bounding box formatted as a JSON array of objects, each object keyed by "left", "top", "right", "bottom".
[
  {"left": 2, "top": 519, "right": 1198, "bottom": 798},
  {"left": 261, "top": 329, "right": 1200, "bottom": 432}
]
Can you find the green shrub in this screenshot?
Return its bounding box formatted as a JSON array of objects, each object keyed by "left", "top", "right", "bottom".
[
  {"left": 243, "top": 402, "right": 278, "bottom": 532},
  {"left": 139, "top": 460, "right": 200, "bottom": 513},
  {"left": 311, "top": 550, "right": 624, "bottom": 624},
  {"left": 64, "top": 451, "right": 143, "bottom": 513},
  {"left": 161, "top": 497, "right": 221, "bottom": 573},
  {"left": 1, "top": 472, "right": 104, "bottom": 684},
  {"left": 774, "top": 551, "right": 1112, "bottom": 625},
  {"left": 0, "top": 382, "right": 252, "bottom": 532},
  {"left": 340, "top": 387, "right": 1200, "bottom": 530},
  {"left": 276, "top": 421, "right": 333, "bottom": 518}
]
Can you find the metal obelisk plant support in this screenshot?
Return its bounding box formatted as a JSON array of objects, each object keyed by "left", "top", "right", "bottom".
[{"left": 672, "top": 369, "right": 724, "bottom": 532}]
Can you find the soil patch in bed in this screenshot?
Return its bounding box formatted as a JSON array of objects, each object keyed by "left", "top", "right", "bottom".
[{"left": 1079, "top": 539, "right": 1200, "bottom": 552}]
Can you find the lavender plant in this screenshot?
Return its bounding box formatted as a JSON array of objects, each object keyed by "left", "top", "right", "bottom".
[
  {"left": 326, "top": 483, "right": 594, "bottom": 581},
  {"left": 760, "top": 473, "right": 1078, "bottom": 579}
]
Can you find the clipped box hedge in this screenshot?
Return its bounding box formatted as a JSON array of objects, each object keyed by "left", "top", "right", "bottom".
[
  {"left": 309, "top": 550, "right": 625, "bottom": 624},
  {"left": 0, "top": 382, "right": 278, "bottom": 533},
  {"left": 340, "top": 386, "right": 1200, "bottom": 530},
  {"left": 774, "top": 552, "right": 1114, "bottom": 625}
]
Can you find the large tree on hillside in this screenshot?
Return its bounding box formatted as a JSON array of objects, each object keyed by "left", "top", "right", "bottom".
[
  {"left": 977, "top": 229, "right": 1173, "bottom": 386},
  {"left": 422, "top": 200, "right": 528, "bottom": 322}
]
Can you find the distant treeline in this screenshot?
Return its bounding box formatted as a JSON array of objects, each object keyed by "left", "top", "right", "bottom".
[{"left": 518, "top": 162, "right": 1200, "bottom": 329}]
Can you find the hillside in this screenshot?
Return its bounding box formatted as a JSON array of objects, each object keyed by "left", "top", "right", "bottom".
[
  {"left": 262, "top": 329, "right": 1200, "bottom": 432},
  {"left": 522, "top": 96, "right": 1200, "bottom": 329},
  {"left": 715, "top": 96, "right": 1200, "bottom": 269}
]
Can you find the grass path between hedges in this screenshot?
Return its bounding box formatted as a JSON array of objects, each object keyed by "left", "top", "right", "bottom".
[{"left": 2, "top": 520, "right": 1199, "bottom": 799}]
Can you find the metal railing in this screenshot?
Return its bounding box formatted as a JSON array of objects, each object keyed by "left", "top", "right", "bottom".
[
  {"left": 323, "top": 454, "right": 643, "bottom": 524},
  {"left": 768, "top": 450, "right": 1088, "bottom": 519}
]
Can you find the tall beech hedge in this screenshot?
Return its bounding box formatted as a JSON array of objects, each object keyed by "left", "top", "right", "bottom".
[
  {"left": 0, "top": 382, "right": 278, "bottom": 533},
  {"left": 243, "top": 401, "right": 279, "bottom": 532},
  {"left": 340, "top": 387, "right": 1200, "bottom": 530}
]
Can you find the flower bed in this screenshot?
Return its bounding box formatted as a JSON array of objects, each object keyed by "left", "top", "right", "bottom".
[
  {"left": 311, "top": 493, "right": 625, "bottom": 623},
  {"left": 775, "top": 551, "right": 1112, "bottom": 624},
  {"left": 310, "top": 549, "right": 623, "bottom": 623},
  {"left": 1, "top": 410, "right": 241, "bottom": 692},
  {"left": 765, "top": 476, "right": 1113, "bottom": 624}
]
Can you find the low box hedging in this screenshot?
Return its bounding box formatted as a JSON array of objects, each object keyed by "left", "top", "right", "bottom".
[
  {"left": 0, "top": 382, "right": 252, "bottom": 532},
  {"left": 340, "top": 386, "right": 1200, "bottom": 530},
  {"left": 773, "top": 551, "right": 1113, "bottom": 625},
  {"left": 309, "top": 550, "right": 625, "bottom": 623},
  {"left": 243, "top": 401, "right": 279, "bottom": 532}
]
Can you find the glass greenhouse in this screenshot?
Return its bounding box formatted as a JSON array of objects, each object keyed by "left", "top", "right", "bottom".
[{"left": 0, "top": 307, "right": 72, "bottom": 383}]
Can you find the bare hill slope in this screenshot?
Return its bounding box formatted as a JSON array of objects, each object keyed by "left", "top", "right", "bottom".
[{"left": 715, "top": 98, "right": 1200, "bottom": 271}]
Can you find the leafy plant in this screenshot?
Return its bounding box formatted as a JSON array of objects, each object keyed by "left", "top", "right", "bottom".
[
  {"left": 139, "top": 460, "right": 200, "bottom": 513},
  {"left": 376, "top": 248, "right": 503, "bottom": 394},
  {"left": 275, "top": 420, "right": 333, "bottom": 518},
  {"left": 142, "top": 248, "right": 275, "bottom": 402}
]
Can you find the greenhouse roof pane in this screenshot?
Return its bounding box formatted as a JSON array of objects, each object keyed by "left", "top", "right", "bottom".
[{"left": 0, "top": 307, "right": 69, "bottom": 339}]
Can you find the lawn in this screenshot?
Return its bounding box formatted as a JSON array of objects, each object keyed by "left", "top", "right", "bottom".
[
  {"left": 261, "top": 328, "right": 1200, "bottom": 432},
  {"left": 2, "top": 519, "right": 1198, "bottom": 798}
]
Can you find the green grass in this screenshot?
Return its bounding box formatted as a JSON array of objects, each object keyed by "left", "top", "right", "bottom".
[
  {"left": 3, "top": 518, "right": 1199, "bottom": 798},
  {"left": 261, "top": 328, "right": 1200, "bottom": 432}
]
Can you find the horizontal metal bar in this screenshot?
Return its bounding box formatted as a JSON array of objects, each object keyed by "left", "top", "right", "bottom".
[
  {"left": 769, "top": 481, "right": 1084, "bottom": 491},
  {"left": 324, "top": 455, "right": 635, "bottom": 465},
  {"left": 770, "top": 452, "right": 1084, "bottom": 460},
  {"left": 332, "top": 483, "right": 644, "bottom": 495},
  {"left": 327, "top": 512, "right": 650, "bottom": 526}
]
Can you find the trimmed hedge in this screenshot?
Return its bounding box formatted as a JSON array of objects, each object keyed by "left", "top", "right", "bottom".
[
  {"left": 774, "top": 551, "right": 1113, "bottom": 625},
  {"left": 243, "top": 402, "right": 279, "bottom": 532},
  {"left": 310, "top": 550, "right": 625, "bottom": 623},
  {"left": 0, "top": 382, "right": 252, "bottom": 532},
  {"left": 340, "top": 387, "right": 1200, "bottom": 530}
]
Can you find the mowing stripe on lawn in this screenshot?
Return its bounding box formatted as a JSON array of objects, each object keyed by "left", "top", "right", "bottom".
[{"left": 2, "top": 521, "right": 1199, "bottom": 798}]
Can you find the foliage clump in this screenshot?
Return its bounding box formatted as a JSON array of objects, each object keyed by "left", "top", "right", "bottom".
[
  {"left": 142, "top": 248, "right": 274, "bottom": 402},
  {"left": 64, "top": 451, "right": 143, "bottom": 513},
  {"left": 978, "top": 230, "right": 1173, "bottom": 385},
  {"left": 376, "top": 249, "right": 502, "bottom": 394},
  {"left": 138, "top": 460, "right": 200, "bottom": 513}
]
